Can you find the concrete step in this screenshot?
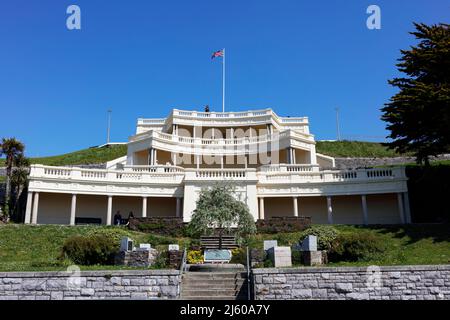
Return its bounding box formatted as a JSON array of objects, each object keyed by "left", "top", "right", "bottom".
[
  {"left": 183, "top": 272, "right": 247, "bottom": 280},
  {"left": 181, "top": 289, "right": 247, "bottom": 297},
  {"left": 182, "top": 279, "right": 246, "bottom": 287}
]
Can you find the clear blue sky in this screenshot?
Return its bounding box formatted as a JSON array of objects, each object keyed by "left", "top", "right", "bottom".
[{"left": 0, "top": 0, "right": 448, "bottom": 157}]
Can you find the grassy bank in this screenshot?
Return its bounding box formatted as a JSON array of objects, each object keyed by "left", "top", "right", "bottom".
[
  {"left": 315, "top": 140, "right": 409, "bottom": 158},
  {"left": 19, "top": 145, "right": 127, "bottom": 167},
  {"left": 0, "top": 224, "right": 448, "bottom": 271}
]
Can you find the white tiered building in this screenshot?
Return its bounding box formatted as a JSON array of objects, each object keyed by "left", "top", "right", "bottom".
[{"left": 25, "top": 108, "right": 411, "bottom": 225}]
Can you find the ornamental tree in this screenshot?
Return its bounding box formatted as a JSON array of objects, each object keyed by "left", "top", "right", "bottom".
[
  {"left": 381, "top": 23, "right": 450, "bottom": 165},
  {"left": 187, "top": 183, "right": 256, "bottom": 248}
]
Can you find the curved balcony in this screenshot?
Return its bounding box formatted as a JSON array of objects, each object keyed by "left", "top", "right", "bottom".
[{"left": 129, "top": 129, "right": 315, "bottom": 155}]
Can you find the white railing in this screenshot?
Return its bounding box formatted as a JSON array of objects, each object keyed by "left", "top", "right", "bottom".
[
  {"left": 137, "top": 118, "right": 166, "bottom": 125},
  {"left": 258, "top": 164, "right": 320, "bottom": 172},
  {"left": 30, "top": 165, "right": 405, "bottom": 186},
  {"left": 123, "top": 165, "right": 185, "bottom": 173},
  {"left": 258, "top": 167, "right": 405, "bottom": 183},
  {"left": 129, "top": 129, "right": 314, "bottom": 146},
  {"left": 30, "top": 165, "right": 185, "bottom": 184},
  {"left": 173, "top": 109, "right": 273, "bottom": 119},
  {"left": 185, "top": 168, "right": 257, "bottom": 180}
]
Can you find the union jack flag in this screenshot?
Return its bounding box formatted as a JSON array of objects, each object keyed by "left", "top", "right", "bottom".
[{"left": 211, "top": 49, "right": 224, "bottom": 59}]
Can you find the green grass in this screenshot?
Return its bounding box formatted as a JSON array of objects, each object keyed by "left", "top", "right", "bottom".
[
  {"left": 246, "top": 224, "right": 450, "bottom": 267},
  {"left": 0, "top": 224, "right": 448, "bottom": 271},
  {"left": 0, "top": 224, "right": 190, "bottom": 272},
  {"left": 1, "top": 145, "right": 127, "bottom": 167},
  {"left": 316, "top": 140, "right": 410, "bottom": 158}
]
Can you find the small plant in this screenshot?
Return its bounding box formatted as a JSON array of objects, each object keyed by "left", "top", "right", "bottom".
[
  {"left": 187, "top": 250, "right": 204, "bottom": 264},
  {"left": 298, "top": 225, "right": 339, "bottom": 250},
  {"left": 328, "top": 232, "right": 386, "bottom": 262}
]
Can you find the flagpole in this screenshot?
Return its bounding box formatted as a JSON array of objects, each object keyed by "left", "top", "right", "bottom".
[{"left": 222, "top": 48, "right": 225, "bottom": 113}]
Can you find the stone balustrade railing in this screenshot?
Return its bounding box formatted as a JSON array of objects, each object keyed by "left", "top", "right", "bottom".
[
  {"left": 129, "top": 129, "right": 314, "bottom": 146},
  {"left": 30, "top": 165, "right": 406, "bottom": 185},
  {"left": 257, "top": 167, "right": 406, "bottom": 183}
]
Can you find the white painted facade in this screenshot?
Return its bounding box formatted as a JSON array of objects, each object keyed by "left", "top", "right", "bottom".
[{"left": 26, "top": 108, "right": 410, "bottom": 225}]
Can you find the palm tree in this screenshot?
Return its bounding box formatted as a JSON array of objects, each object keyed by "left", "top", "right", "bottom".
[
  {"left": 10, "top": 154, "right": 30, "bottom": 221},
  {"left": 0, "top": 138, "right": 25, "bottom": 218}
]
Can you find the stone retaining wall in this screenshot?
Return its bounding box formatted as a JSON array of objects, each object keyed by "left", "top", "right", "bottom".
[
  {"left": 253, "top": 265, "right": 450, "bottom": 300},
  {"left": 0, "top": 270, "right": 180, "bottom": 300}
]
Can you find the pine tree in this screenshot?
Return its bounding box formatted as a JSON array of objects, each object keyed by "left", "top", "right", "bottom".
[{"left": 381, "top": 23, "right": 450, "bottom": 164}]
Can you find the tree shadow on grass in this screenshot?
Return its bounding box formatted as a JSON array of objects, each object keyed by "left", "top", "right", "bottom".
[{"left": 350, "top": 223, "right": 450, "bottom": 245}]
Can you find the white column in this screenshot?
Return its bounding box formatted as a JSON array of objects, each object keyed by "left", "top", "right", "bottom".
[
  {"left": 70, "top": 194, "right": 77, "bottom": 226},
  {"left": 397, "top": 193, "right": 405, "bottom": 224},
  {"left": 259, "top": 197, "right": 265, "bottom": 220},
  {"left": 326, "top": 196, "right": 333, "bottom": 224},
  {"left": 220, "top": 156, "right": 224, "bottom": 169},
  {"left": 142, "top": 197, "right": 147, "bottom": 218},
  {"left": 292, "top": 148, "right": 296, "bottom": 164},
  {"left": 107, "top": 195, "right": 113, "bottom": 225},
  {"left": 24, "top": 192, "right": 33, "bottom": 224},
  {"left": 31, "top": 192, "right": 39, "bottom": 224},
  {"left": 293, "top": 197, "right": 298, "bottom": 217},
  {"left": 149, "top": 148, "right": 153, "bottom": 165},
  {"left": 153, "top": 149, "right": 158, "bottom": 165},
  {"left": 403, "top": 192, "right": 412, "bottom": 224},
  {"left": 176, "top": 197, "right": 182, "bottom": 218},
  {"left": 196, "top": 155, "right": 200, "bottom": 170},
  {"left": 361, "top": 195, "right": 368, "bottom": 225}
]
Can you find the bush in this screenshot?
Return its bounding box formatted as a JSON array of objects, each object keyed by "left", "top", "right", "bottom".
[
  {"left": 230, "top": 248, "right": 247, "bottom": 265},
  {"left": 187, "top": 250, "right": 204, "bottom": 264},
  {"left": 145, "top": 234, "right": 178, "bottom": 246},
  {"left": 328, "top": 232, "right": 386, "bottom": 262},
  {"left": 298, "top": 225, "right": 339, "bottom": 250},
  {"left": 151, "top": 250, "right": 169, "bottom": 269},
  {"left": 84, "top": 227, "right": 134, "bottom": 247},
  {"left": 61, "top": 235, "right": 118, "bottom": 265}
]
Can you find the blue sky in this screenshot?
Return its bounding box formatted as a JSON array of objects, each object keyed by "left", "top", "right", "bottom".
[{"left": 0, "top": 0, "right": 448, "bottom": 157}]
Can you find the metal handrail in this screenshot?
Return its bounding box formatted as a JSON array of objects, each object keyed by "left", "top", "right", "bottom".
[{"left": 246, "top": 246, "right": 251, "bottom": 300}]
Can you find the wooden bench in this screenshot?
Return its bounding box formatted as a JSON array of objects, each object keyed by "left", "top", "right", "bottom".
[{"left": 200, "top": 236, "right": 239, "bottom": 250}]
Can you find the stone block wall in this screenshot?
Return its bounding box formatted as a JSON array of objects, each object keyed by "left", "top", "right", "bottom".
[
  {"left": 0, "top": 270, "right": 180, "bottom": 300},
  {"left": 253, "top": 265, "right": 450, "bottom": 300}
]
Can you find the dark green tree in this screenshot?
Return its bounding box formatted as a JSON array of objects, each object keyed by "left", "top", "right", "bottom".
[
  {"left": 0, "top": 138, "right": 25, "bottom": 219},
  {"left": 187, "top": 183, "right": 256, "bottom": 248},
  {"left": 381, "top": 23, "right": 450, "bottom": 165}
]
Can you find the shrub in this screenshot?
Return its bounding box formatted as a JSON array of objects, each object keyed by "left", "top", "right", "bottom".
[
  {"left": 61, "top": 235, "right": 118, "bottom": 265},
  {"left": 145, "top": 234, "right": 178, "bottom": 246},
  {"left": 230, "top": 248, "right": 247, "bottom": 265},
  {"left": 328, "top": 232, "right": 386, "bottom": 262},
  {"left": 84, "top": 227, "right": 134, "bottom": 247},
  {"left": 187, "top": 250, "right": 204, "bottom": 264},
  {"left": 151, "top": 250, "right": 169, "bottom": 269},
  {"left": 298, "top": 225, "right": 339, "bottom": 250}
]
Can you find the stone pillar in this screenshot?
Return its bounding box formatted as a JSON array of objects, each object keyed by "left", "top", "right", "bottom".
[
  {"left": 70, "top": 194, "right": 77, "bottom": 226},
  {"left": 397, "top": 193, "right": 405, "bottom": 224},
  {"left": 31, "top": 192, "right": 39, "bottom": 224},
  {"left": 259, "top": 197, "right": 265, "bottom": 220},
  {"left": 148, "top": 148, "right": 153, "bottom": 166},
  {"left": 107, "top": 195, "right": 113, "bottom": 225},
  {"left": 326, "top": 196, "right": 333, "bottom": 224},
  {"left": 142, "top": 197, "right": 147, "bottom": 218},
  {"left": 196, "top": 155, "right": 200, "bottom": 170},
  {"left": 293, "top": 197, "right": 298, "bottom": 217},
  {"left": 176, "top": 197, "right": 182, "bottom": 218},
  {"left": 292, "top": 148, "right": 296, "bottom": 164},
  {"left": 153, "top": 149, "right": 158, "bottom": 165},
  {"left": 287, "top": 148, "right": 292, "bottom": 164},
  {"left": 361, "top": 195, "right": 368, "bottom": 225},
  {"left": 403, "top": 192, "right": 412, "bottom": 224},
  {"left": 24, "top": 192, "right": 33, "bottom": 224}
]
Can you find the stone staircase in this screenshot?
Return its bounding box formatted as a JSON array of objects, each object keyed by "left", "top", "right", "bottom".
[{"left": 181, "top": 272, "right": 249, "bottom": 300}]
